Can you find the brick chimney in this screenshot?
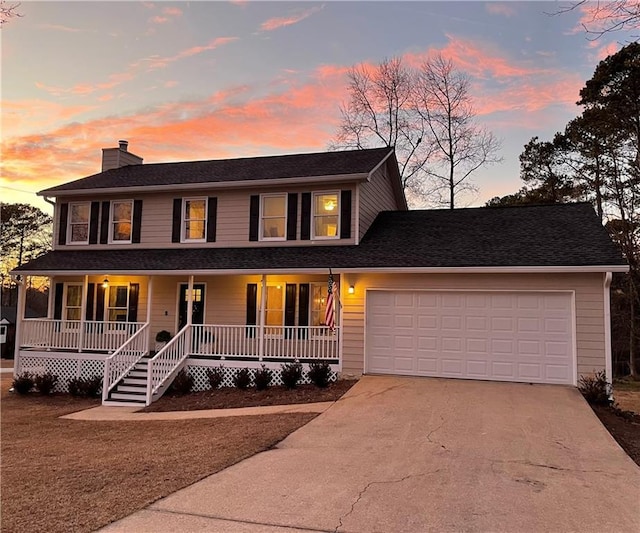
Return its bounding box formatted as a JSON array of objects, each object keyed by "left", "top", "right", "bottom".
[{"left": 101, "top": 140, "right": 143, "bottom": 171}]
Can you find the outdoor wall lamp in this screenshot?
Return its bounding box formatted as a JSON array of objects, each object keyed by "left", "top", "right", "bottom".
[
  {"left": 348, "top": 285, "right": 355, "bottom": 294},
  {"left": 102, "top": 277, "right": 109, "bottom": 289}
]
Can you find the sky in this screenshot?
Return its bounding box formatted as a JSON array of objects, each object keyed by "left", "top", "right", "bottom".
[{"left": 1, "top": 1, "right": 636, "bottom": 213}]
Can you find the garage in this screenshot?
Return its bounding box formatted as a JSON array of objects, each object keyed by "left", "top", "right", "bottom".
[{"left": 365, "top": 290, "right": 575, "bottom": 384}]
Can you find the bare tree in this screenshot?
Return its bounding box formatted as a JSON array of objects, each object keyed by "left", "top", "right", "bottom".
[
  {"left": 413, "top": 54, "right": 502, "bottom": 209},
  {"left": 1, "top": 1, "right": 22, "bottom": 27},
  {"left": 554, "top": 0, "right": 639, "bottom": 39},
  {"left": 331, "top": 57, "right": 434, "bottom": 199}
]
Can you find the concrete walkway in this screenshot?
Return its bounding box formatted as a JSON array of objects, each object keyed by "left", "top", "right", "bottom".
[
  {"left": 100, "top": 376, "right": 640, "bottom": 533},
  {"left": 62, "top": 401, "right": 334, "bottom": 421}
]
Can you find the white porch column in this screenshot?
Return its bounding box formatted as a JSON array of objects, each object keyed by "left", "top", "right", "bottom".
[
  {"left": 13, "top": 276, "right": 26, "bottom": 375},
  {"left": 146, "top": 276, "right": 154, "bottom": 353},
  {"left": 47, "top": 276, "right": 54, "bottom": 318},
  {"left": 185, "top": 275, "right": 194, "bottom": 354},
  {"left": 78, "top": 275, "right": 88, "bottom": 352},
  {"left": 258, "top": 274, "right": 267, "bottom": 361}
]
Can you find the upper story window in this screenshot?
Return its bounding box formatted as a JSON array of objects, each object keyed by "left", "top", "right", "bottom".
[
  {"left": 183, "top": 198, "right": 207, "bottom": 242},
  {"left": 68, "top": 202, "right": 90, "bottom": 244},
  {"left": 261, "top": 194, "right": 287, "bottom": 241},
  {"left": 313, "top": 192, "right": 339, "bottom": 239},
  {"left": 110, "top": 200, "right": 133, "bottom": 243}
]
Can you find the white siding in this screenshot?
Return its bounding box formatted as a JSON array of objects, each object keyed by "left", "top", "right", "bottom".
[{"left": 358, "top": 162, "right": 403, "bottom": 241}]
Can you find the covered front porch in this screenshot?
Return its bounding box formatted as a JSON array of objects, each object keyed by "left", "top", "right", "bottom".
[{"left": 13, "top": 272, "right": 343, "bottom": 405}]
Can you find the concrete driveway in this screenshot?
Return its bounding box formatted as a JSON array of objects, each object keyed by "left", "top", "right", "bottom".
[{"left": 101, "top": 376, "right": 640, "bottom": 533}]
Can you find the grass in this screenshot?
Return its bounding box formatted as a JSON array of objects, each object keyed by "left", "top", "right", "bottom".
[{"left": 0, "top": 375, "right": 316, "bottom": 533}]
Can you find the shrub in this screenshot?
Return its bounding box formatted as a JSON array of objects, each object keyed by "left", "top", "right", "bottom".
[
  {"left": 34, "top": 372, "right": 59, "bottom": 395},
  {"left": 170, "top": 369, "right": 194, "bottom": 395},
  {"left": 68, "top": 375, "right": 102, "bottom": 397},
  {"left": 206, "top": 366, "right": 225, "bottom": 390},
  {"left": 155, "top": 330, "right": 173, "bottom": 343},
  {"left": 232, "top": 368, "right": 252, "bottom": 390},
  {"left": 281, "top": 361, "right": 303, "bottom": 389},
  {"left": 254, "top": 365, "right": 272, "bottom": 391},
  {"left": 578, "top": 370, "right": 611, "bottom": 406},
  {"left": 307, "top": 360, "right": 332, "bottom": 388},
  {"left": 12, "top": 372, "right": 34, "bottom": 395}
]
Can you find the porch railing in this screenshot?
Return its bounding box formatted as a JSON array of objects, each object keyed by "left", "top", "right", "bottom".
[
  {"left": 146, "top": 324, "right": 190, "bottom": 405},
  {"left": 102, "top": 323, "right": 150, "bottom": 402},
  {"left": 21, "top": 319, "right": 145, "bottom": 353},
  {"left": 190, "top": 324, "right": 339, "bottom": 360}
]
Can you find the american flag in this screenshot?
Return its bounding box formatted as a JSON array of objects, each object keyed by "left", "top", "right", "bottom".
[{"left": 324, "top": 270, "right": 338, "bottom": 332}]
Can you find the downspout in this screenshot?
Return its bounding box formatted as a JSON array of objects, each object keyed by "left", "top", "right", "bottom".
[
  {"left": 12, "top": 275, "right": 25, "bottom": 376},
  {"left": 604, "top": 272, "right": 613, "bottom": 399}
]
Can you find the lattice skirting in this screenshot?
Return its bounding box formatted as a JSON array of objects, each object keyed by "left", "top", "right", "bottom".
[
  {"left": 18, "top": 356, "right": 105, "bottom": 393},
  {"left": 186, "top": 362, "right": 338, "bottom": 391}
]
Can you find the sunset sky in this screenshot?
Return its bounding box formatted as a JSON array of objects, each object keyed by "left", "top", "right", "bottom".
[{"left": 1, "top": 1, "right": 635, "bottom": 213}]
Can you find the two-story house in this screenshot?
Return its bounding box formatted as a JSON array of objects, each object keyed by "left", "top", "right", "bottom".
[{"left": 12, "top": 141, "right": 626, "bottom": 406}]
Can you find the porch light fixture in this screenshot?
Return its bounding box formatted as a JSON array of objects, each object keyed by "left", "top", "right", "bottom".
[
  {"left": 348, "top": 285, "right": 355, "bottom": 294},
  {"left": 102, "top": 277, "right": 109, "bottom": 289}
]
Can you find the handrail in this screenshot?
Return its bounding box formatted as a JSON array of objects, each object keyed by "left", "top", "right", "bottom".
[
  {"left": 102, "top": 323, "right": 149, "bottom": 402},
  {"left": 146, "top": 324, "right": 190, "bottom": 405}
]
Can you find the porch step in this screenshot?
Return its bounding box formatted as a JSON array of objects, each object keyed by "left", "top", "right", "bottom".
[
  {"left": 103, "top": 399, "right": 146, "bottom": 408},
  {"left": 110, "top": 391, "right": 146, "bottom": 402},
  {"left": 123, "top": 376, "right": 146, "bottom": 386},
  {"left": 128, "top": 369, "right": 147, "bottom": 378},
  {"left": 118, "top": 384, "right": 146, "bottom": 393}
]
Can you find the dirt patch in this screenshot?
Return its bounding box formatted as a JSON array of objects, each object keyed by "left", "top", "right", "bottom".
[
  {"left": 0, "top": 375, "right": 316, "bottom": 533},
  {"left": 614, "top": 390, "right": 640, "bottom": 414},
  {"left": 592, "top": 405, "right": 640, "bottom": 467},
  {"left": 142, "top": 379, "right": 357, "bottom": 412}
]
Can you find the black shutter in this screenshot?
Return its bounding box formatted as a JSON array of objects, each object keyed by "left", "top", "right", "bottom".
[
  {"left": 171, "top": 199, "right": 182, "bottom": 243},
  {"left": 58, "top": 203, "right": 68, "bottom": 245},
  {"left": 89, "top": 202, "right": 100, "bottom": 244},
  {"left": 206, "top": 197, "right": 217, "bottom": 243},
  {"left": 53, "top": 283, "right": 64, "bottom": 319},
  {"left": 128, "top": 283, "right": 139, "bottom": 323},
  {"left": 85, "top": 283, "right": 95, "bottom": 320},
  {"left": 100, "top": 202, "right": 110, "bottom": 244},
  {"left": 132, "top": 200, "right": 143, "bottom": 243},
  {"left": 340, "top": 190, "right": 352, "bottom": 239},
  {"left": 298, "top": 283, "right": 309, "bottom": 339},
  {"left": 300, "top": 192, "right": 311, "bottom": 240},
  {"left": 249, "top": 195, "right": 259, "bottom": 241},
  {"left": 287, "top": 193, "right": 298, "bottom": 240},
  {"left": 246, "top": 283, "right": 257, "bottom": 337},
  {"left": 285, "top": 284, "right": 297, "bottom": 339},
  {"left": 96, "top": 284, "right": 106, "bottom": 321}
]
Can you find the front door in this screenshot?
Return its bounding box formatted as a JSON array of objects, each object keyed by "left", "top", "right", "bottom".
[{"left": 178, "top": 284, "right": 205, "bottom": 330}]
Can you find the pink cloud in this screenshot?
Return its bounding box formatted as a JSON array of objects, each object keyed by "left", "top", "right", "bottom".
[
  {"left": 162, "top": 7, "right": 183, "bottom": 17},
  {"left": 164, "top": 80, "right": 179, "bottom": 88},
  {"left": 36, "top": 71, "right": 135, "bottom": 97},
  {"left": 146, "top": 37, "right": 238, "bottom": 69},
  {"left": 595, "top": 42, "right": 619, "bottom": 61},
  {"left": 37, "top": 24, "right": 91, "bottom": 33},
  {"left": 260, "top": 5, "right": 324, "bottom": 31},
  {"left": 485, "top": 3, "right": 517, "bottom": 17},
  {"left": 150, "top": 16, "right": 169, "bottom": 24}
]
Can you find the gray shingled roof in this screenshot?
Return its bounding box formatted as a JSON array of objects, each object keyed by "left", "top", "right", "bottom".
[
  {"left": 40, "top": 147, "right": 393, "bottom": 193},
  {"left": 14, "top": 203, "right": 625, "bottom": 273}
]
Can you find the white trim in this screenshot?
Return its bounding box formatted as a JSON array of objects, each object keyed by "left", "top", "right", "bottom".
[
  {"left": 259, "top": 193, "right": 287, "bottom": 242},
  {"left": 263, "top": 282, "right": 285, "bottom": 328},
  {"left": 108, "top": 199, "right": 134, "bottom": 244},
  {"left": 67, "top": 201, "right": 90, "bottom": 245},
  {"left": 364, "top": 288, "right": 578, "bottom": 386},
  {"left": 366, "top": 149, "right": 394, "bottom": 181},
  {"left": 63, "top": 282, "right": 84, "bottom": 321},
  {"left": 604, "top": 272, "right": 613, "bottom": 388},
  {"left": 181, "top": 197, "right": 208, "bottom": 243},
  {"left": 312, "top": 191, "right": 340, "bottom": 240},
  {"left": 40, "top": 173, "right": 371, "bottom": 197},
  {"left": 17, "top": 265, "right": 629, "bottom": 277},
  {"left": 354, "top": 184, "right": 361, "bottom": 245}
]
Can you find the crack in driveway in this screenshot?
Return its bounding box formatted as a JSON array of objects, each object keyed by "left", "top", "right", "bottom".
[{"left": 333, "top": 470, "right": 441, "bottom": 533}]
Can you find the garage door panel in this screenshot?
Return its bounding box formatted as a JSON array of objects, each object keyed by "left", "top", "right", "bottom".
[{"left": 366, "top": 290, "right": 574, "bottom": 385}]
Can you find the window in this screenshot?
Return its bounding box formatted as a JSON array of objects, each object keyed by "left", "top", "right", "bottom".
[
  {"left": 107, "top": 285, "right": 129, "bottom": 322},
  {"left": 261, "top": 194, "right": 286, "bottom": 240},
  {"left": 68, "top": 202, "right": 90, "bottom": 244},
  {"left": 110, "top": 200, "right": 133, "bottom": 243},
  {"left": 64, "top": 284, "right": 83, "bottom": 320},
  {"left": 313, "top": 192, "right": 339, "bottom": 239},
  {"left": 183, "top": 198, "right": 207, "bottom": 241},
  {"left": 310, "top": 284, "right": 328, "bottom": 327},
  {"left": 265, "top": 285, "right": 284, "bottom": 326}
]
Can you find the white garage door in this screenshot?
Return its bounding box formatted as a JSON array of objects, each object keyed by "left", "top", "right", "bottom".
[{"left": 366, "top": 291, "right": 574, "bottom": 385}]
